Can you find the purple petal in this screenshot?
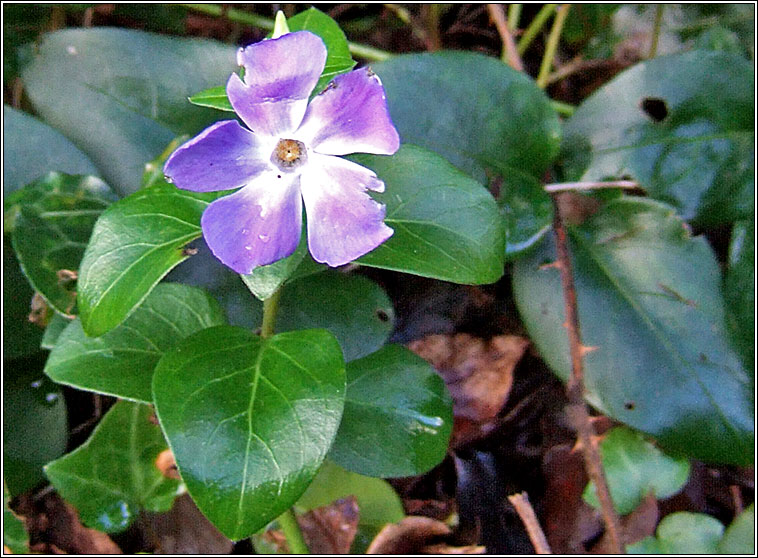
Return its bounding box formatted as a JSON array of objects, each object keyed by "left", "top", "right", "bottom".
[
  {"left": 227, "top": 31, "right": 327, "bottom": 137},
  {"left": 164, "top": 120, "right": 273, "bottom": 192},
  {"left": 301, "top": 154, "right": 393, "bottom": 266},
  {"left": 295, "top": 67, "right": 400, "bottom": 156},
  {"left": 201, "top": 173, "right": 302, "bottom": 274}
]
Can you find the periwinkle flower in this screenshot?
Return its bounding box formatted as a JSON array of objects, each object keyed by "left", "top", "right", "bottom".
[{"left": 164, "top": 31, "right": 400, "bottom": 274}]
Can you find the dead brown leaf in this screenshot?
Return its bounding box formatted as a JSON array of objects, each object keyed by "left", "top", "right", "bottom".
[
  {"left": 28, "top": 292, "right": 52, "bottom": 328},
  {"left": 154, "top": 449, "right": 180, "bottom": 480},
  {"left": 408, "top": 333, "right": 529, "bottom": 446},
  {"left": 424, "top": 542, "right": 486, "bottom": 554},
  {"left": 590, "top": 492, "right": 659, "bottom": 553},
  {"left": 142, "top": 494, "right": 232, "bottom": 554},
  {"left": 366, "top": 516, "right": 451, "bottom": 554},
  {"left": 298, "top": 496, "right": 360, "bottom": 554}
]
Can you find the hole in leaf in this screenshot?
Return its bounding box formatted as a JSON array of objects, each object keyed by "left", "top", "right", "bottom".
[
  {"left": 624, "top": 401, "right": 636, "bottom": 411},
  {"left": 641, "top": 97, "right": 668, "bottom": 122},
  {"left": 376, "top": 309, "right": 390, "bottom": 322}
]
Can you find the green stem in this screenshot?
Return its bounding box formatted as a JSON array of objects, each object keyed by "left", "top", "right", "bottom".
[
  {"left": 277, "top": 508, "right": 309, "bottom": 554},
  {"left": 550, "top": 99, "right": 575, "bottom": 117},
  {"left": 507, "top": 4, "right": 522, "bottom": 32},
  {"left": 260, "top": 287, "right": 283, "bottom": 340},
  {"left": 517, "top": 3, "right": 556, "bottom": 55},
  {"left": 649, "top": 5, "right": 664, "bottom": 59},
  {"left": 179, "top": 3, "right": 392, "bottom": 61},
  {"left": 536, "top": 4, "right": 570, "bottom": 89}
]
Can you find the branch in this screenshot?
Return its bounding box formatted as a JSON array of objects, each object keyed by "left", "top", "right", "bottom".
[
  {"left": 508, "top": 492, "right": 552, "bottom": 554},
  {"left": 550, "top": 195, "right": 625, "bottom": 554},
  {"left": 488, "top": 4, "right": 524, "bottom": 71}
]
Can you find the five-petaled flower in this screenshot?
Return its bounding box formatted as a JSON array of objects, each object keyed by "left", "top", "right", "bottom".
[{"left": 164, "top": 31, "right": 400, "bottom": 274}]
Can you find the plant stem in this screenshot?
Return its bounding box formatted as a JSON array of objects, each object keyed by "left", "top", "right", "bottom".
[
  {"left": 507, "top": 3, "right": 522, "bottom": 32},
  {"left": 277, "top": 508, "right": 309, "bottom": 554},
  {"left": 260, "top": 287, "right": 283, "bottom": 340},
  {"left": 179, "top": 3, "right": 392, "bottom": 61},
  {"left": 649, "top": 4, "right": 664, "bottom": 59},
  {"left": 550, "top": 195, "right": 625, "bottom": 554},
  {"left": 550, "top": 99, "right": 576, "bottom": 117},
  {"left": 536, "top": 4, "right": 570, "bottom": 89},
  {"left": 488, "top": 4, "right": 524, "bottom": 71},
  {"left": 508, "top": 492, "right": 552, "bottom": 554},
  {"left": 544, "top": 180, "right": 639, "bottom": 193},
  {"left": 517, "top": 3, "right": 556, "bottom": 56},
  {"left": 423, "top": 4, "right": 442, "bottom": 51}
]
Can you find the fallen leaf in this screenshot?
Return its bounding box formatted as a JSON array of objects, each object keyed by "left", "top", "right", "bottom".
[
  {"left": 366, "top": 516, "right": 451, "bottom": 554},
  {"left": 424, "top": 542, "right": 486, "bottom": 554},
  {"left": 590, "top": 492, "right": 659, "bottom": 553},
  {"left": 408, "top": 334, "right": 529, "bottom": 446},
  {"left": 141, "top": 494, "right": 232, "bottom": 554},
  {"left": 298, "top": 496, "right": 360, "bottom": 554},
  {"left": 28, "top": 292, "right": 52, "bottom": 328}
]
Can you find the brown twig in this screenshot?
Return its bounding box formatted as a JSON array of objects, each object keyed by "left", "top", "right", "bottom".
[
  {"left": 487, "top": 4, "right": 524, "bottom": 71},
  {"left": 508, "top": 492, "right": 552, "bottom": 554},
  {"left": 550, "top": 196, "right": 625, "bottom": 554}
]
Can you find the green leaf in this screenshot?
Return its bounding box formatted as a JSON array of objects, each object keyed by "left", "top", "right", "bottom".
[
  {"left": 373, "top": 51, "right": 561, "bottom": 182},
  {"left": 40, "top": 312, "right": 73, "bottom": 350},
  {"left": 724, "top": 219, "right": 754, "bottom": 373},
  {"left": 44, "top": 401, "right": 181, "bottom": 533},
  {"left": 582, "top": 427, "right": 690, "bottom": 515},
  {"left": 353, "top": 145, "right": 506, "bottom": 284},
  {"left": 45, "top": 283, "right": 226, "bottom": 402},
  {"left": 187, "top": 85, "right": 234, "bottom": 112},
  {"left": 3, "top": 485, "right": 28, "bottom": 554},
  {"left": 562, "top": 50, "right": 754, "bottom": 225},
  {"left": 288, "top": 7, "right": 356, "bottom": 94},
  {"left": 277, "top": 271, "right": 394, "bottom": 362},
  {"left": 77, "top": 182, "right": 223, "bottom": 337},
  {"left": 6, "top": 173, "right": 117, "bottom": 315},
  {"left": 499, "top": 169, "right": 553, "bottom": 259},
  {"left": 3, "top": 105, "right": 99, "bottom": 194},
  {"left": 329, "top": 345, "right": 453, "bottom": 477},
  {"left": 513, "top": 198, "right": 752, "bottom": 464},
  {"left": 3, "top": 366, "right": 67, "bottom": 496},
  {"left": 152, "top": 326, "right": 345, "bottom": 540},
  {"left": 241, "top": 234, "right": 308, "bottom": 301},
  {"left": 4, "top": 239, "right": 44, "bottom": 359},
  {"left": 296, "top": 460, "right": 404, "bottom": 552},
  {"left": 718, "top": 503, "right": 755, "bottom": 554},
  {"left": 628, "top": 512, "right": 724, "bottom": 554},
  {"left": 22, "top": 28, "right": 236, "bottom": 196}
]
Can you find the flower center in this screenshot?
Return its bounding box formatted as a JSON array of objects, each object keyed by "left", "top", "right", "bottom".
[{"left": 271, "top": 138, "right": 307, "bottom": 172}]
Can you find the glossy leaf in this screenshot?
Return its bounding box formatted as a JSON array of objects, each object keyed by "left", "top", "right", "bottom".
[
  {"left": 240, "top": 234, "right": 308, "bottom": 302},
  {"left": 513, "top": 198, "right": 752, "bottom": 464},
  {"left": 22, "top": 28, "right": 236, "bottom": 196},
  {"left": 329, "top": 344, "right": 453, "bottom": 477},
  {"left": 353, "top": 145, "right": 506, "bottom": 284},
  {"left": 724, "top": 219, "right": 754, "bottom": 372},
  {"left": 7, "top": 173, "right": 117, "bottom": 315},
  {"left": 45, "top": 283, "right": 226, "bottom": 403},
  {"left": 288, "top": 7, "right": 356, "bottom": 94},
  {"left": 3, "top": 367, "right": 67, "bottom": 496},
  {"left": 77, "top": 182, "right": 223, "bottom": 337},
  {"left": 4, "top": 239, "right": 44, "bottom": 359},
  {"left": 718, "top": 503, "right": 755, "bottom": 554},
  {"left": 44, "top": 401, "right": 181, "bottom": 533},
  {"left": 277, "top": 271, "right": 394, "bottom": 362},
  {"left": 628, "top": 512, "right": 724, "bottom": 554},
  {"left": 373, "top": 51, "right": 561, "bottom": 182},
  {"left": 40, "top": 312, "right": 73, "bottom": 350},
  {"left": 498, "top": 169, "right": 553, "bottom": 259},
  {"left": 152, "top": 326, "right": 345, "bottom": 540},
  {"left": 562, "top": 50, "right": 754, "bottom": 225},
  {"left": 3, "top": 105, "right": 99, "bottom": 194},
  {"left": 297, "top": 459, "right": 404, "bottom": 552},
  {"left": 583, "top": 427, "right": 690, "bottom": 515},
  {"left": 188, "top": 85, "right": 234, "bottom": 112}
]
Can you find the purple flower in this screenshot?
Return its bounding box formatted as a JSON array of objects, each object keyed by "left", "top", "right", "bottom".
[{"left": 164, "top": 31, "right": 399, "bottom": 274}]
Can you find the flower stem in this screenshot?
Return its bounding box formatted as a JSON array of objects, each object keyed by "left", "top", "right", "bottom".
[
  {"left": 507, "top": 4, "right": 522, "bottom": 32},
  {"left": 260, "top": 287, "right": 283, "bottom": 340},
  {"left": 488, "top": 4, "right": 524, "bottom": 71},
  {"left": 536, "top": 4, "right": 570, "bottom": 89},
  {"left": 648, "top": 5, "right": 664, "bottom": 59},
  {"left": 517, "top": 4, "right": 556, "bottom": 56},
  {"left": 550, "top": 99, "right": 576, "bottom": 117},
  {"left": 178, "top": 3, "right": 392, "bottom": 61},
  {"left": 277, "top": 508, "right": 309, "bottom": 554}
]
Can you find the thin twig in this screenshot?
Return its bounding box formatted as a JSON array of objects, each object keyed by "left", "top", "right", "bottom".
[
  {"left": 536, "top": 4, "right": 570, "bottom": 89},
  {"left": 544, "top": 180, "right": 640, "bottom": 193},
  {"left": 648, "top": 5, "right": 664, "bottom": 59},
  {"left": 517, "top": 3, "right": 556, "bottom": 55},
  {"left": 508, "top": 492, "right": 552, "bottom": 554},
  {"left": 550, "top": 196, "right": 625, "bottom": 554},
  {"left": 422, "top": 4, "right": 442, "bottom": 51},
  {"left": 488, "top": 4, "right": 524, "bottom": 71},
  {"left": 507, "top": 3, "right": 522, "bottom": 32}
]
